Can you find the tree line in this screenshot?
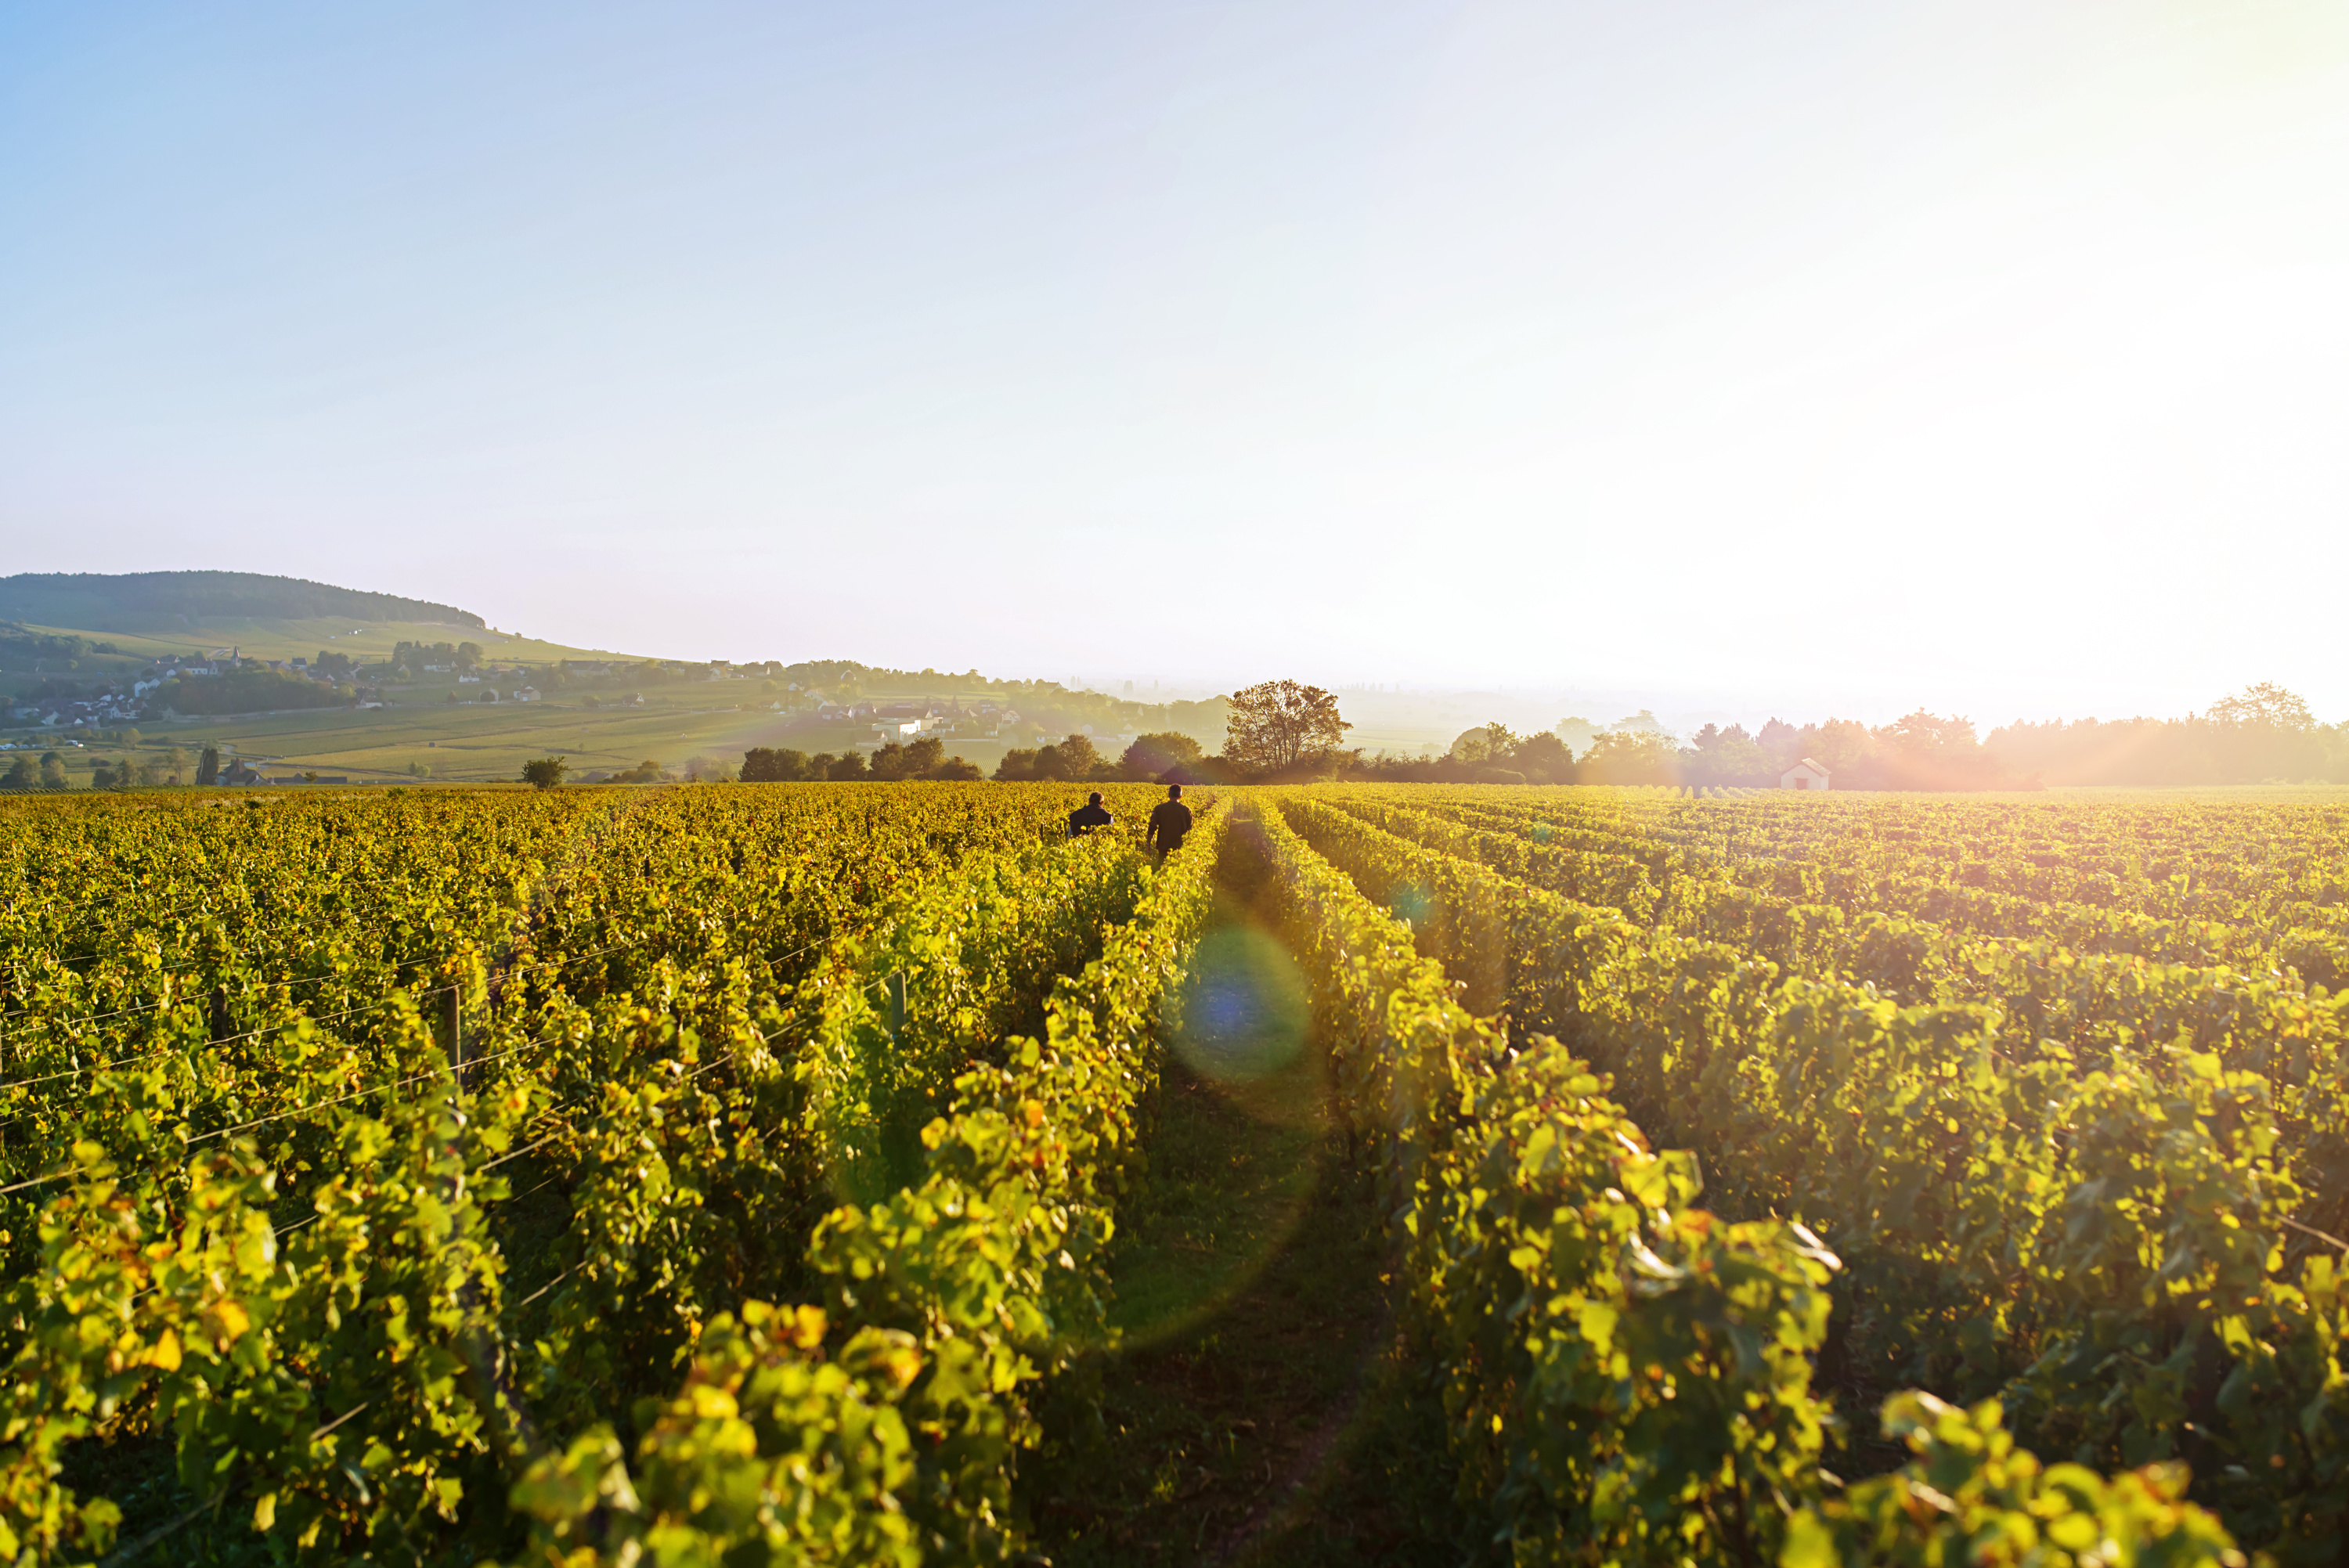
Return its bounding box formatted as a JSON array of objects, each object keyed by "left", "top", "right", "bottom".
[
  {"left": 740, "top": 734, "right": 987, "bottom": 783},
  {"left": 1369, "top": 682, "right": 2349, "bottom": 790},
  {"left": 532, "top": 679, "right": 2349, "bottom": 794},
  {"left": 732, "top": 681, "right": 1345, "bottom": 786}
]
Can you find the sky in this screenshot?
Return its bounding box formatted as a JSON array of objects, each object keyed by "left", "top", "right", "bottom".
[{"left": 5, "top": 1, "right": 2347, "bottom": 724}]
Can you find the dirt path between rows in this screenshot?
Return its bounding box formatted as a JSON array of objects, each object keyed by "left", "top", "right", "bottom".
[{"left": 1027, "top": 895, "right": 1490, "bottom": 1567}]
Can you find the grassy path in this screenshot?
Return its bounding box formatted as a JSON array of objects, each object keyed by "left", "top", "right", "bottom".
[{"left": 1030, "top": 900, "right": 1488, "bottom": 1566}]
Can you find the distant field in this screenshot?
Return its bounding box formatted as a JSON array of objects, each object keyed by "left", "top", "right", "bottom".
[
  {"left": 7, "top": 618, "right": 1033, "bottom": 782},
  {"left": 14, "top": 616, "right": 639, "bottom": 665},
  {"left": 94, "top": 683, "right": 1012, "bottom": 783}
]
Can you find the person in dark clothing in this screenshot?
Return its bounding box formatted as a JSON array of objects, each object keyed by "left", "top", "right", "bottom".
[
  {"left": 1067, "top": 791, "right": 1114, "bottom": 838},
  {"left": 1146, "top": 783, "right": 1193, "bottom": 856}
]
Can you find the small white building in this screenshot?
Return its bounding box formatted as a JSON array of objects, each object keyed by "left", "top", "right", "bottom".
[
  {"left": 513, "top": 686, "right": 540, "bottom": 702},
  {"left": 1780, "top": 757, "right": 1831, "bottom": 791}
]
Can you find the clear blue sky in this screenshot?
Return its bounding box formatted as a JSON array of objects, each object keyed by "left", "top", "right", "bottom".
[{"left": 5, "top": 2, "right": 2347, "bottom": 721}]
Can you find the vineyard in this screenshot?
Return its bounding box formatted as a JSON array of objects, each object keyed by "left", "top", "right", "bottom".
[{"left": 2, "top": 782, "right": 2344, "bottom": 1564}]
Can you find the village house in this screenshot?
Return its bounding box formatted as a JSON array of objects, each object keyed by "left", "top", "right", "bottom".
[{"left": 1780, "top": 758, "right": 1831, "bottom": 791}]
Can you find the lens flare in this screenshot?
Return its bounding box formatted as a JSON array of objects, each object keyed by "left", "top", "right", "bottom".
[{"left": 1174, "top": 922, "right": 1309, "bottom": 1088}]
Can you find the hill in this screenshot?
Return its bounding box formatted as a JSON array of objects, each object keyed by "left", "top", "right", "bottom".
[
  {"left": 0, "top": 570, "right": 637, "bottom": 666},
  {"left": 0, "top": 571, "right": 483, "bottom": 632},
  {"left": 0, "top": 569, "right": 1234, "bottom": 787}
]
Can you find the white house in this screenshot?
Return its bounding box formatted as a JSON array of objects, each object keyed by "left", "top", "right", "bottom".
[
  {"left": 513, "top": 686, "right": 540, "bottom": 703},
  {"left": 1780, "top": 758, "right": 1831, "bottom": 791}
]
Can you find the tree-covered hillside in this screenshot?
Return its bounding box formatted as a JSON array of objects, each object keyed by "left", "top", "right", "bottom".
[{"left": 0, "top": 571, "right": 482, "bottom": 632}]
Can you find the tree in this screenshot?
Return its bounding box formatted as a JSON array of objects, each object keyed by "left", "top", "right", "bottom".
[
  {"left": 196, "top": 746, "right": 220, "bottom": 786},
  {"left": 1514, "top": 731, "right": 1572, "bottom": 782},
  {"left": 869, "top": 741, "right": 911, "bottom": 780},
  {"left": 1684, "top": 726, "right": 1770, "bottom": 787},
  {"left": 521, "top": 757, "right": 568, "bottom": 790},
  {"left": 905, "top": 735, "right": 946, "bottom": 776},
  {"left": 1120, "top": 731, "right": 1202, "bottom": 780},
  {"left": 1756, "top": 718, "right": 1801, "bottom": 765},
  {"left": 2, "top": 758, "right": 31, "bottom": 788},
  {"left": 1052, "top": 734, "right": 1102, "bottom": 779},
  {"left": 39, "top": 755, "right": 66, "bottom": 789},
  {"left": 1450, "top": 723, "right": 1518, "bottom": 764},
  {"left": 2200, "top": 683, "right": 2323, "bottom": 780},
  {"left": 1878, "top": 710, "right": 1979, "bottom": 756},
  {"left": 1579, "top": 730, "right": 1677, "bottom": 785},
  {"left": 828, "top": 752, "right": 868, "bottom": 781},
  {"left": 1800, "top": 718, "right": 1875, "bottom": 777},
  {"left": 2207, "top": 681, "right": 2314, "bottom": 731},
  {"left": 1225, "top": 680, "right": 1350, "bottom": 773},
  {"left": 994, "top": 748, "right": 1038, "bottom": 781},
  {"left": 1553, "top": 716, "right": 1602, "bottom": 753},
  {"left": 741, "top": 747, "right": 810, "bottom": 782},
  {"left": 930, "top": 756, "right": 983, "bottom": 780}
]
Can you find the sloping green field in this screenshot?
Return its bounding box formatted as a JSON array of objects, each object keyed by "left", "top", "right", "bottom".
[
  {"left": 164, "top": 700, "right": 1010, "bottom": 783},
  {"left": 16, "top": 616, "right": 638, "bottom": 665},
  {"left": 31, "top": 681, "right": 1012, "bottom": 784}
]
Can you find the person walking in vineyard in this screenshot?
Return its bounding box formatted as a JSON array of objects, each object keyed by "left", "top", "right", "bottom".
[
  {"left": 1067, "top": 790, "right": 1113, "bottom": 838},
  {"left": 1146, "top": 782, "right": 1193, "bottom": 857}
]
